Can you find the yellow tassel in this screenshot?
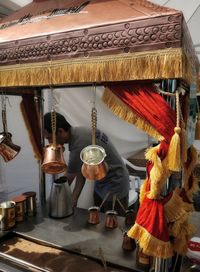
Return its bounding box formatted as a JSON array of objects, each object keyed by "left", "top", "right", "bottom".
[
  {"left": 127, "top": 223, "right": 173, "bottom": 258},
  {"left": 195, "top": 115, "right": 200, "bottom": 140},
  {"left": 167, "top": 127, "right": 181, "bottom": 172}
]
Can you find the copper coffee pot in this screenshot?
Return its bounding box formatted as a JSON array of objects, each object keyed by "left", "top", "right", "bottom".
[
  {"left": 81, "top": 144, "right": 108, "bottom": 180},
  {"left": 41, "top": 110, "right": 67, "bottom": 174},
  {"left": 87, "top": 206, "right": 100, "bottom": 225},
  {"left": 0, "top": 105, "right": 21, "bottom": 162},
  {"left": 122, "top": 232, "right": 136, "bottom": 251},
  {"left": 80, "top": 106, "right": 108, "bottom": 180}
]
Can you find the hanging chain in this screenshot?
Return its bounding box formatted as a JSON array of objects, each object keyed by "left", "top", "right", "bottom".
[
  {"left": 51, "top": 110, "right": 56, "bottom": 148},
  {"left": 91, "top": 84, "right": 97, "bottom": 145},
  {"left": 91, "top": 107, "right": 97, "bottom": 145}
]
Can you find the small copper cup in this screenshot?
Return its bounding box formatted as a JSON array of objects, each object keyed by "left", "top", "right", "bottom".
[
  {"left": 122, "top": 232, "right": 136, "bottom": 251},
  {"left": 87, "top": 206, "right": 100, "bottom": 225},
  {"left": 105, "top": 210, "right": 118, "bottom": 229},
  {"left": 125, "top": 209, "right": 136, "bottom": 226},
  {"left": 11, "top": 195, "right": 26, "bottom": 222},
  {"left": 22, "top": 191, "right": 37, "bottom": 216}
]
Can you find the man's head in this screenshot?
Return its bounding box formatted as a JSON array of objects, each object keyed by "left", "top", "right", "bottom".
[{"left": 43, "top": 112, "right": 71, "bottom": 145}]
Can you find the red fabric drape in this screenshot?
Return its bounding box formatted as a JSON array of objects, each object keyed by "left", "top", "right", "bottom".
[
  {"left": 106, "top": 82, "right": 178, "bottom": 257},
  {"left": 107, "top": 82, "right": 176, "bottom": 143}
]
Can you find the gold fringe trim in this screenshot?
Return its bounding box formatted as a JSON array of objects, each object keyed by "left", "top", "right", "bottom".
[
  {"left": 145, "top": 145, "right": 171, "bottom": 199},
  {"left": 20, "top": 102, "right": 42, "bottom": 162},
  {"left": 102, "top": 88, "right": 164, "bottom": 141},
  {"left": 0, "top": 48, "right": 192, "bottom": 87},
  {"left": 127, "top": 223, "right": 173, "bottom": 258},
  {"left": 164, "top": 188, "right": 187, "bottom": 223},
  {"left": 183, "top": 145, "right": 199, "bottom": 201},
  {"left": 171, "top": 219, "right": 195, "bottom": 255}
]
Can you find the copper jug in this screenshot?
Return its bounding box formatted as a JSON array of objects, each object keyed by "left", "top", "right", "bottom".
[
  {"left": 87, "top": 206, "right": 100, "bottom": 224},
  {"left": 80, "top": 145, "right": 108, "bottom": 180},
  {"left": 0, "top": 132, "right": 21, "bottom": 162},
  {"left": 122, "top": 232, "right": 136, "bottom": 251},
  {"left": 41, "top": 144, "right": 66, "bottom": 174},
  {"left": 105, "top": 210, "right": 118, "bottom": 229}
]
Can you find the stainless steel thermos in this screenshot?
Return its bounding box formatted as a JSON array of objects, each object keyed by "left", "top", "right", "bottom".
[{"left": 49, "top": 177, "right": 73, "bottom": 218}]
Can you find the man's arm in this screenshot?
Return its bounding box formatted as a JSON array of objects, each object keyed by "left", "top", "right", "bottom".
[{"left": 72, "top": 172, "right": 86, "bottom": 207}]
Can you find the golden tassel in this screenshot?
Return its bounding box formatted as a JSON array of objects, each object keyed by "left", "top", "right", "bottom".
[{"left": 167, "top": 91, "right": 182, "bottom": 172}]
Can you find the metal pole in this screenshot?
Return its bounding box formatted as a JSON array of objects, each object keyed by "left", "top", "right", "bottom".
[{"left": 36, "top": 89, "right": 46, "bottom": 206}]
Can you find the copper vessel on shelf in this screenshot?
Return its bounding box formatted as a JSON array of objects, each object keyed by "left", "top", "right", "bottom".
[
  {"left": 87, "top": 206, "right": 100, "bottom": 225},
  {"left": 122, "top": 232, "right": 136, "bottom": 251},
  {"left": 105, "top": 210, "right": 118, "bottom": 229}
]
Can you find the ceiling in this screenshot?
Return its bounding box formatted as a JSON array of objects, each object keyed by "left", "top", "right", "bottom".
[{"left": 0, "top": 0, "right": 200, "bottom": 58}]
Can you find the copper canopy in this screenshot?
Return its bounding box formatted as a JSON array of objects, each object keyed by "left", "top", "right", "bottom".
[{"left": 0, "top": 0, "right": 199, "bottom": 87}]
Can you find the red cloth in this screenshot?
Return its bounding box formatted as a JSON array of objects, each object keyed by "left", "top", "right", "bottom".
[
  {"left": 136, "top": 196, "right": 169, "bottom": 242},
  {"left": 107, "top": 82, "right": 176, "bottom": 142}
]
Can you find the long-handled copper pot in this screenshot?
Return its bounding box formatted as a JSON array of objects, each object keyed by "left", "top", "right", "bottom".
[
  {"left": 41, "top": 110, "right": 67, "bottom": 174},
  {"left": 0, "top": 132, "right": 21, "bottom": 162},
  {"left": 0, "top": 106, "right": 21, "bottom": 162}
]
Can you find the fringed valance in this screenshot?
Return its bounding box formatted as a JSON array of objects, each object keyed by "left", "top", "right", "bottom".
[{"left": 0, "top": 48, "right": 193, "bottom": 87}]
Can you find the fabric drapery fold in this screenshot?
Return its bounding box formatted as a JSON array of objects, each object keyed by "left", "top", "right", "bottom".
[
  {"left": 20, "top": 94, "right": 43, "bottom": 161},
  {"left": 102, "top": 81, "right": 197, "bottom": 258}
]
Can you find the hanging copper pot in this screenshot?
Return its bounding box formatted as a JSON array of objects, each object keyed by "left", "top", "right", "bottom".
[
  {"left": 41, "top": 144, "right": 66, "bottom": 174},
  {"left": 80, "top": 145, "right": 108, "bottom": 180},
  {"left": 41, "top": 110, "right": 67, "bottom": 174},
  {"left": 0, "top": 132, "right": 21, "bottom": 162}
]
